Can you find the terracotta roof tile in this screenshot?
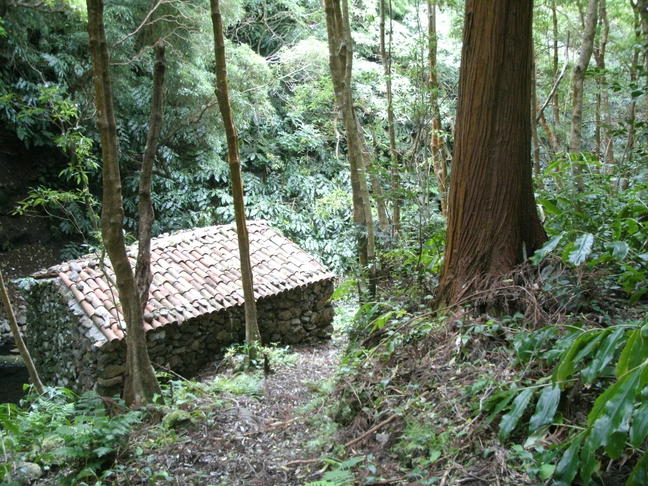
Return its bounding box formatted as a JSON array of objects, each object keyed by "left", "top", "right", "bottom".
[{"left": 41, "top": 221, "right": 334, "bottom": 346}]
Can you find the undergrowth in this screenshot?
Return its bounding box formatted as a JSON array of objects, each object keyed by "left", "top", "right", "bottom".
[{"left": 303, "top": 263, "right": 648, "bottom": 485}]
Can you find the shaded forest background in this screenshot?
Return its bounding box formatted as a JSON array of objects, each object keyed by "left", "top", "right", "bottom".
[{"left": 1, "top": 0, "right": 642, "bottom": 289}]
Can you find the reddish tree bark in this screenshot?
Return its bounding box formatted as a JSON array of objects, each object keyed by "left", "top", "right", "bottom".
[{"left": 437, "top": 0, "right": 546, "bottom": 306}]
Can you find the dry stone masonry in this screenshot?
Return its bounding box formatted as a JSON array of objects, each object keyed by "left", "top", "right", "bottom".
[{"left": 21, "top": 221, "right": 335, "bottom": 395}]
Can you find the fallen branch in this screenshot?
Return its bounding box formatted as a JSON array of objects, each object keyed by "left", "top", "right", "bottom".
[
  {"left": 344, "top": 413, "right": 399, "bottom": 448},
  {"left": 284, "top": 458, "right": 322, "bottom": 466},
  {"left": 366, "top": 476, "right": 408, "bottom": 485},
  {"left": 284, "top": 413, "right": 400, "bottom": 469}
]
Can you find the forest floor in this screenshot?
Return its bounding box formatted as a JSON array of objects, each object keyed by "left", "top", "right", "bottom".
[{"left": 105, "top": 337, "right": 346, "bottom": 486}]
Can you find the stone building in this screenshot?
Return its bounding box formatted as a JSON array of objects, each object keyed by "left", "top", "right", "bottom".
[{"left": 21, "top": 221, "right": 335, "bottom": 395}]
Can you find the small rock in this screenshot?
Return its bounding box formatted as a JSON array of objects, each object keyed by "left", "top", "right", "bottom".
[{"left": 7, "top": 462, "right": 43, "bottom": 484}]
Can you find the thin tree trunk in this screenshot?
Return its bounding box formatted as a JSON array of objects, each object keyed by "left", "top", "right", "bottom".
[
  {"left": 86, "top": 0, "right": 160, "bottom": 407},
  {"left": 0, "top": 271, "right": 44, "bottom": 394},
  {"left": 427, "top": 0, "right": 448, "bottom": 217},
  {"left": 380, "top": 0, "right": 401, "bottom": 236},
  {"left": 620, "top": 6, "right": 641, "bottom": 188},
  {"left": 437, "top": 0, "right": 546, "bottom": 306},
  {"left": 551, "top": 0, "right": 561, "bottom": 124},
  {"left": 209, "top": 0, "right": 261, "bottom": 347},
  {"left": 635, "top": 0, "right": 648, "bottom": 113},
  {"left": 324, "top": 0, "right": 376, "bottom": 298},
  {"left": 531, "top": 46, "right": 542, "bottom": 180},
  {"left": 538, "top": 110, "right": 561, "bottom": 154},
  {"left": 568, "top": 0, "right": 598, "bottom": 155},
  {"left": 380, "top": 0, "right": 400, "bottom": 236},
  {"left": 369, "top": 132, "right": 390, "bottom": 234},
  {"left": 594, "top": 0, "right": 613, "bottom": 164},
  {"left": 136, "top": 43, "right": 166, "bottom": 310}
]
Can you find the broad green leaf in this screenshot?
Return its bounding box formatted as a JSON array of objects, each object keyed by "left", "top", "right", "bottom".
[
  {"left": 531, "top": 233, "right": 564, "bottom": 263},
  {"left": 588, "top": 367, "right": 643, "bottom": 459},
  {"left": 579, "top": 436, "right": 599, "bottom": 485},
  {"left": 568, "top": 233, "right": 594, "bottom": 265},
  {"left": 484, "top": 390, "right": 516, "bottom": 426},
  {"left": 539, "top": 463, "right": 555, "bottom": 480},
  {"left": 581, "top": 327, "right": 626, "bottom": 384},
  {"left": 499, "top": 388, "right": 534, "bottom": 441},
  {"left": 608, "top": 241, "right": 629, "bottom": 260},
  {"left": 554, "top": 331, "right": 599, "bottom": 383},
  {"left": 627, "top": 451, "right": 648, "bottom": 486},
  {"left": 554, "top": 438, "right": 583, "bottom": 486},
  {"left": 529, "top": 384, "right": 561, "bottom": 433},
  {"left": 574, "top": 331, "right": 607, "bottom": 365},
  {"left": 616, "top": 329, "right": 648, "bottom": 378},
  {"left": 630, "top": 400, "right": 648, "bottom": 448},
  {"left": 537, "top": 197, "right": 561, "bottom": 215}
]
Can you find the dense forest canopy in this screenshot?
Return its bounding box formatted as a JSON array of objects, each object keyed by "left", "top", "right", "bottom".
[
  {"left": 0, "top": 0, "right": 647, "bottom": 484},
  {"left": 0, "top": 1, "right": 644, "bottom": 277}
]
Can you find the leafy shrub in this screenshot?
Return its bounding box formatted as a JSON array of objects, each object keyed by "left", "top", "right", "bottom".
[
  {"left": 0, "top": 388, "right": 141, "bottom": 483},
  {"left": 491, "top": 318, "right": 648, "bottom": 485},
  {"left": 535, "top": 156, "right": 647, "bottom": 302}
]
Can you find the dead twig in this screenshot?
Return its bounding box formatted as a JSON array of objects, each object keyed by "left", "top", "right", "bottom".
[{"left": 344, "top": 413, "right": 399, "bottom": 449}]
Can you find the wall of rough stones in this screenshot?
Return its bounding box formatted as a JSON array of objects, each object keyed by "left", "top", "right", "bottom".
[
  {"left": 22, "top": 279, "right": 99, "bottom": 390},
  {"left": 22, "top": 278, "right": 335, "bottom": 396}
]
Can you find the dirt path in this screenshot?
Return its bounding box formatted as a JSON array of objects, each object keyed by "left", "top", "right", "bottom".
[{"left": 118, "top": 339, "right": 344, "bottom": 486}]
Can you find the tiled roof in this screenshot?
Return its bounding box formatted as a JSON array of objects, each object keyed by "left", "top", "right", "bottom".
[{"left": 40, "top": 221, "right": 334, "bottom": 346}]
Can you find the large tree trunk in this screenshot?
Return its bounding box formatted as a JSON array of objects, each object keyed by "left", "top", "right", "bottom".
[
  {"left": 135, "top": 43, "right": 166, "bottom": 310},
  {"left": 437, "top": 0, "right": 546, "bottom": 306},
  {"left": 0, "top": 271, "right": 44, "bottom": 394},
  {"left": 380, "top": 0, "right": 401, "bottom": 235},
  {"left": 427, "top": 0, "right": 448, "bottom": 217},
  {"left": 209, "top": 0, "right": 261, "bottom": 347},
  {"left": 568, "top": 0, "right": 598, "bottom": 155},
  {"left": 324, "top": 0, "right": 376, "bottom": 298},
  {"left": 86, "top": 0, "right": 160, "bottom": 406}
]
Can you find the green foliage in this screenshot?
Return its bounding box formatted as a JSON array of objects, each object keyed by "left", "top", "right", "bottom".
[
  {"left": 0, "top": 388, "right": 141, "bottom": 483},
  {"left": 491, "top": 318, "right": 648, "bottom": 485},
  {"left": 304, "top": 456, "right": 364, "bottom": 486},
  {"left": 534, "top": 156, "right": 647, "bottom": 302}
]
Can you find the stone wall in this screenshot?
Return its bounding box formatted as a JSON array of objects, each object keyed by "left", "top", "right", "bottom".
[
  {"left": 23, "top": 278, "right": 335, "bottom": 396},
  {"left": 22, "top": 279, "right": 98, "bottom": 391}
]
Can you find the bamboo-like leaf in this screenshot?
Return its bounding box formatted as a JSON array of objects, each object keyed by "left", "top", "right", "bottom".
[
  {"left": 529, "top": 384, "right": 561, "bottom": 433},
  {"left": 616, "top": 329, "right": 648, "bottom": 378},
  {"left": 531, "top": 232, "right": 564, "bottom": 263},
  {"left": 630, "top": 401, "right": 648, "bottom": 448},
  {"left": 627, "top": 450, "right": 648, "bottom": 486},
  {"left": 484, "top": 390, "right": 516, "bottom": 426},
  {"left": 568, "top": 233, "right": 594, "bottom": 265},
  {"left": 554, "top": 438, "right": 583, "bottom": 486},
  {"left": 554, "top": 331, "right": 598, "bottom": 384},
  {"left": 587, "top": 367, "right": 642, "bottom": 459},
  {"left": 499, "top": 388, "right": 534, "bottom": 441},
  {"left": 608, "top": 241, "right": 629, "bottom": 260},
  {"left": 581, "top": 327, "right": 626, "bottom": 384},
  {"left": 579, "top": 435, "right": 599, "bottom": 485}
]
